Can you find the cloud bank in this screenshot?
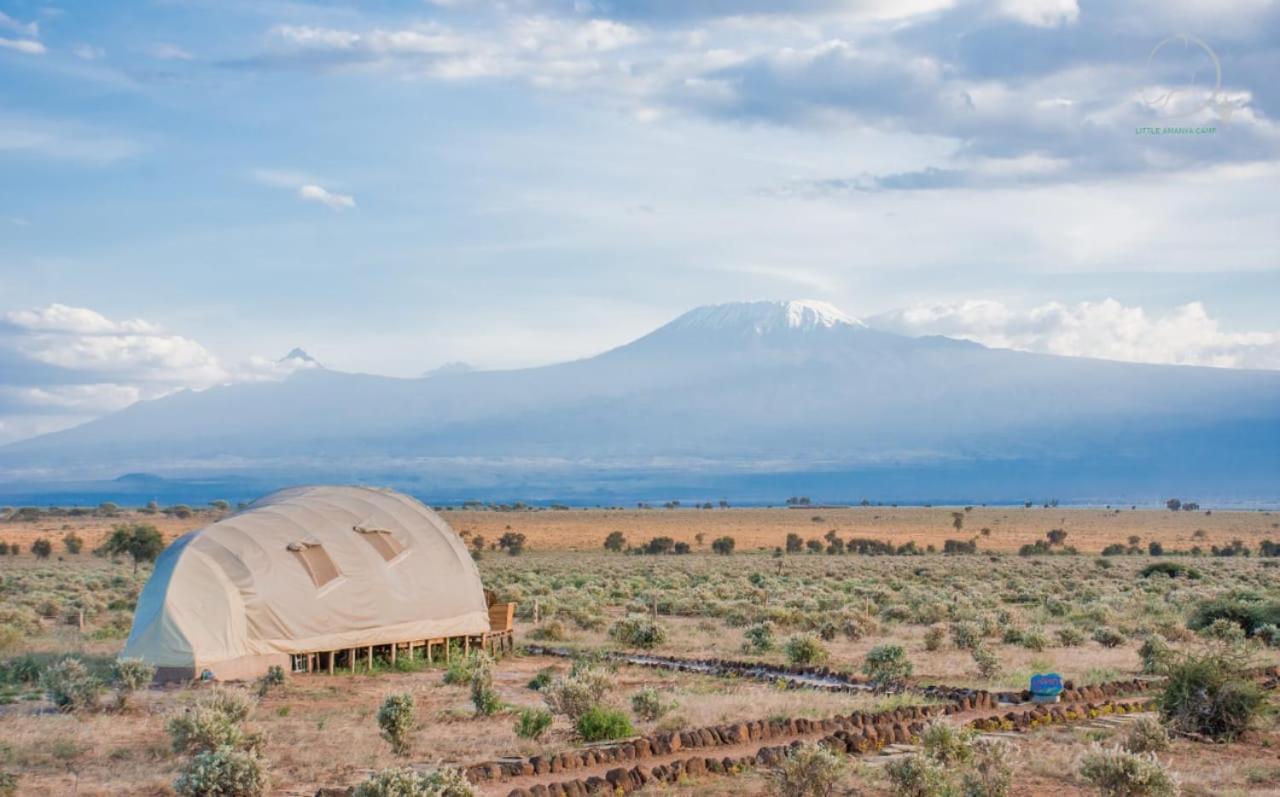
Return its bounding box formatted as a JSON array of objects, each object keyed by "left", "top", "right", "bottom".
[
  {"left": 0, "top": 305, "right": 316, "bottom": 444},
  {"left": 867, "top": 298, "right": 1280, "bottom": 370}
]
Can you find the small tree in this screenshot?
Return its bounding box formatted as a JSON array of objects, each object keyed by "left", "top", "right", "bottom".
[
  {"left": 1158, "top": 650, "right": 1267, "bottom": 740},
  {"left": 469, "top": 654, "right": 501, "bottom": 716},
  {"left": 377, "top": 693, "right": 417, "bottom": 755},
  {"left": 711, "top": 536, "right": 736, "bottom": 555},
  {"left": 498, "top": 532, "right": 526, "bottom": 556},
  {"left": 785, "top": 533, "right": 803, "bottom": 553},
  {"left": 1046, "top": 529, "right": 1068, "bottom": 546},
  {"left": 112, "top": 657, "right": 156, "bottom": 709},
  {"left": 784, "top": 634, "right": 829, "bottom": 666},
  {"left": 602, "top": 531, "right": 626, "bottom": 552},
  {"left": 62, "top": 532, "right": 84, "bottom": 555},
  {"left": 100, "top": 524, "right": 165, "bottom": 574},
  {"left": 31, "top": 538, "right": 52, "bottom": 560},
  {"left": 862, "top": 644, "right": 912, "bottom": 687}
]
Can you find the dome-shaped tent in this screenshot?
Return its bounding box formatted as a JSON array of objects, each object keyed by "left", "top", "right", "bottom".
[{"left": 123, "top": 486, "right": 488, "bottom": 681}]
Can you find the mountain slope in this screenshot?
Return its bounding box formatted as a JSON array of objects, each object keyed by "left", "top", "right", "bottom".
[{"left": 2, "top": 300, "right": 1277, "bottom": 502}]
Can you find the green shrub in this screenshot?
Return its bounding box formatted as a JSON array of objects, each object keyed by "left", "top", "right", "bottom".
[
  {"left": 1188, "top": 597, "right": 1280, "bottom": 638},
  {"left": 950, "top": 621, "right": 982, "bottom": 650},
  {"left": 469, "top": 655, "right": 501, "bottom": 716},
  {"left": 921, "top": 722, "right": 973, "bottom": 765},
  {"left": 529, "top": 620, "right": 567, "bottom": 641},
  {"left": 1079, "top": 746, "right": 1178, "bottom": 797},
  {"left": 609, "top": 615, "right": 667, "bottom": 649},
  {"left": 1091, "top": 627, "right": 1125, "bottom": 648},
  {"left": 884, "top": 752, "right": 949, "bottom": 797},
  {"left": 784, "top": 634, "right": 830, "bottom": 666},
  {"left": 1020, "top": 628, "right": 1049, "bottom": 652},
  {"left": 442, "top": 655, "right": 474, "bottom": 685},
  {"left": 962, "top": 739, "right": 1013, "bottom": 797},
  {"left": 1200, "top": 617, "right": 1246, "bottom": 645},
  {"left": 0, "top": 625, "right": 22, "bottom": 656},
  {"left": 742, "top": 621, "right": 775, "bottom": 653},
  {"left": 527, "top": 666, "right": 558, "bottom": 691},
  {"left": 543, "top": 666, "right": 611, "bottom": 721},
  {"left": 168, "top": 692, "right": 258, "bottom": 756},
  {"left": 1255, "top": 623, "right": 1280, "bottom": 648},
  {"left": 923, "top": 625, "right": 945, "bottom": 651},
  {"left": 31, "top": 538, "right": 52, "bottom": 560},
  {"left": 1138, "top": 636, "right": 1173, "bottom": 675},
  {"left": 257, "top": 665, "right": 285, "bottom": 698},
  {"left": 575, "top": 705, "right": 634, "bottom": 742},
  {"left": 767, "top": 742, "right": 847, "bottom": 797},
  {"left": 353, "top": 767, "right": 473, "bottom": 797},
  {"left": 711, "top": 536, "right": 736, "bottom": 555},
  {"left": 174, "top": 746, "right": 267, "bottom": 797},
  {"left": 62, "top": 532, "right": 84, "bottom": 555},
  {"left": 40, "top": 657, "right": 102, "bottom": 712},
  {"left": 1139, "top": 562, "right": 1199, "bottom": 579},
  {"left": 971, "top": 646, "right": 1001, "bottom": 680},
  {"left": 377, "top": 693, "right": 416, "bottom": 755},
  {"left": 111, "top": 657, "right": 156, "bottom": 709},
  {"left": 862, "top": 644, "right": 912, "bottom": 687},
  {"left": 0, "top": 771, "right": 16, "bottom": 797},
  {"left": 1056, "top": 627, "right": 1086, "bottom": 647},
  {"left": 1123, "top": 717, "right": 1170, "bottom": 754},
  {"left": 1158, "top": 651, "right": 1268, "bottom": 740},
  {"left": 514, "top": 707, "right": 553, "bottom": 740},
  {"left": 630, "top": 687, "right": 671, "bottom": 721}
]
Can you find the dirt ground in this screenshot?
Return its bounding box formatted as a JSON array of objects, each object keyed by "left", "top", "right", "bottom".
[{"left": 3, "top": 505, "right": 1276, "bottom": 555}]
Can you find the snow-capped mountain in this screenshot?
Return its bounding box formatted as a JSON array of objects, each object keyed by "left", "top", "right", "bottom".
[{"left": 2, "top": 300, "right": 1277, "bottom": 503}]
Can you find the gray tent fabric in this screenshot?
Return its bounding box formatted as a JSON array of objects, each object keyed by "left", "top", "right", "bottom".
[{"left": 122, "top": 486, "right": 488, "bottom": 680}]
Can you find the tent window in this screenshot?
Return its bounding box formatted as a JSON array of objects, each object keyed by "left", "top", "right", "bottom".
[
  {"left": 288, "top": 542, "right": 340, "bottom": 588},
  {"left": 354, "top": 526, "right": 406, "bottom": 562}
]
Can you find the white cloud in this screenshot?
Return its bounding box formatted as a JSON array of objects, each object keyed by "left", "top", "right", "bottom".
[
  {"left": 995, "top": 0, "right": 1079, "bottom": 26},
  {"left": 0, "top": 10, "right": 36, "bottom": 36},
  {"left": 0, "top": 37, "right": 45, "bottom": 55},
  {"left": 0, "top": 305, "right": 318, "bottom": 444},
  {"left": 148, "top": 42, "right": 194, "bottom": 60},
  {"left": 72, "top": 44, "right": 106, "bottom": 60},
  {"left": 867, "top": 299, "right": 1280, "bottom": 370},
  {"left": 297, "top": 184, "right": 356, "bottom": 210}
]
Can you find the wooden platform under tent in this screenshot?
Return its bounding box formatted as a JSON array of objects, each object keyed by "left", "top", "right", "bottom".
[{"left": 290, "top": 601, "right": 517, "bottom": 674}]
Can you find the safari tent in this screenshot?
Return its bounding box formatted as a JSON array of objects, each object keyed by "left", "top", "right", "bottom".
[{"left": 122, "top": 485, "right": 499, "bottom": 681}]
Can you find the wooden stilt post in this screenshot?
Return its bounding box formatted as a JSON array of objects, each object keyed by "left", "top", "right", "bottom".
[
  {"left": 390, "top": 643, "right": 397, "bottom": 666},
  {"left": 445, "top": 638, "right": 451, "bottom": 663},
  {"left": 350, "top": 648, "right": 355, "bottom": 673},
  {"left": 328, "top": 651, "right": 334, "bottom": 675},
  {"left": 464, "top": 636, "right": 469, "bottom": 655},
  {"left": 367, "top": 645, "right": 373, "bottom": 670}
]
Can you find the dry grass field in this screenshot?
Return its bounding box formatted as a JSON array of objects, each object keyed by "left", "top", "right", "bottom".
[
  {"left": 3, "top": 504, "right": 1277, "bottom": 555},
  {"left": 1, "top": 505, "right": 1278, "bottom": 796}
]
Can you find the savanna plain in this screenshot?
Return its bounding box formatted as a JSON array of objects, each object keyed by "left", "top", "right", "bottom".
[{"left": 1, "top": 503, "right": 1278, "bottom": 797}]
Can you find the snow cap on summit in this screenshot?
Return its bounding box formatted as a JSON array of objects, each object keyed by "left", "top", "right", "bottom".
[{"left": 667, "top": 300, "right": 863, "bottom": 334}]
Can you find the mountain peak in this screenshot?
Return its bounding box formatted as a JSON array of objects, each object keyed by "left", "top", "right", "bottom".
[
  {"left": 279, "top": 347, "right": 319, "bottom": 366},
  {"left": 667, "top": 300, "right": 863, "bottom": 334}
]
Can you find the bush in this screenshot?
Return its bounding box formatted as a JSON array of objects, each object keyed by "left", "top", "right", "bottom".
[
  {"left": 923, "top": 625, "right": 945, "bottom": 651},
  {"left": 514, "top": 707, "right": 553, "bottom": 740},
  {"left": 602, "top": 531, "right": 626, "bottom": 552},
  {"left": 169, "top": 692, "right": 258, "bottom": 756},
  {"left": 1200, "top": 617, "right": 1246, "bottom": 645},
  {"left": 767, "top": 742, "right": 847, "bottom": 797},
  {"left": 921, "top": 722, "right": 973, "bottom": 765},
  {"left": 862, "top": 644, "right": 912, "bottom": 687},
  {"left": 31, "top": 538, "right": 52, "bottom": 559},
  {"left": 1123, "top": 717, "right": 1170, "bottom": 754},
  {"left": 962, "top": 739, "right": 1013, "bottom": 797},
  {"left": 528, "top": 620, "right": 567, "bottom": 641},
  {"left": 950, "top": 621, "right": 982, "bottom": 650},
  {"left": 711, "top": 536, "right": 736, "bottom": 555},
  {"left": 1057, "top": 627, "right": 1086, "bottom": 647},
  {"left": 1079, "top": 746, "right": 1178, "bottom": 797},
  {"left": 41, "top": 657, "right": 103, "bottom": 712},
  {"left": 743, "top": 621, "right": 776, "bottom": 653},
  {"left": 609, "top": 615, "right": 666, "bottom": 649},
  {"left": 111, "top": 657, "right": 156, "bottom": 708},
  {"left": 575, "top": 705, "right": 634, "bottom": 742},
  {"left": 971, "top": 646, "right": 1001, "bottom": 680},
  {"left": 442, "top": 655, "right": 474, "bottom": 686},
  {"left": 543, "top": 666, "right": 611, "bottom": 721},
  {"left": 469, "top": 654, "right": 501, "bottom": 716},
  {"left": 377, "top": 693, "right": 416, "bottom": 755},
  {"left": 62, "top": 532, "right": 84, "bottom": 555},
  {"left": 1188, "top": 597, "right": 1280, "bottom": 638},
  {"left": 785, "top": 634, "right": 830, "bottom": 666},
  {"left": 1158, "top": 651, "right": 1268, "bottom": 740},
  {"left": 174, "top": 746, "right": 267, "bottom": 797},
  {"left": 884, "top": 752, "right": 949, "bottom": 797},
  {"left": 256, "top": 665, "right": 285, "bottom": 697},
  {"left": 1138, "top": 636, "right": 1172, "bottom": 675},
  {"left": 1255, "top": 623, "right": 1280, "bottom": 648},
  {"left": 630, "top": 687, "right": 671, "bottom": 721},
  {"left": 1140, "top": 562, "right": 1199, "bottom": 579},
  {"left": 526, "top": 666, "right": 557, "bottom": 691},
  {"left": 1092, "top": 627, "right": 1125, "bottom": 648},
  {"left": 1020, "top": 628, "right": 1049, "bottom": 652},
  {"left": 0, "top": 771, "right": 16, "bottom": 797},
  {"left": 354, "top": 767, "right": 473, "bottom": 797}
]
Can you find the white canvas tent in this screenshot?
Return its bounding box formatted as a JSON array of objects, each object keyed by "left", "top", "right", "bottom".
[{"left": 122, "top": 485, "right": 489, "bottom": 681}]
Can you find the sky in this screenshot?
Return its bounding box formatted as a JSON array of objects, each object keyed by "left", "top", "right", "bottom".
[{"left": 1, "top": 0, "right": 1278, "bottom": 444}]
